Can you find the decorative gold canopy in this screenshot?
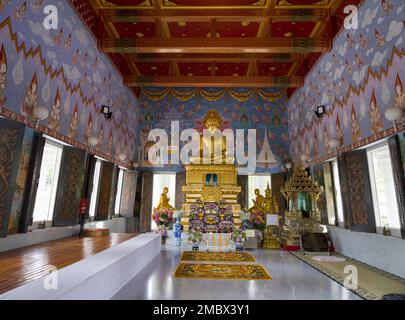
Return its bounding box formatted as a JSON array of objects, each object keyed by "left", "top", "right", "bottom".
[{"left": 281, "top": 166, "right": 322, "bottom": 196}]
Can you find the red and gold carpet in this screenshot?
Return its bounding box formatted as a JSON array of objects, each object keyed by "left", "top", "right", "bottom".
[
  {"left": 180, "top": 251, "right": 256, "bottom": 262},
  {"left": 174, "top": 263, "right": 272, "bottom": 280}
]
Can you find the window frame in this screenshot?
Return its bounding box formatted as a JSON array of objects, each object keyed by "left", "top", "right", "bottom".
[
  {"left": 31, "top": 139, "right": 63, "bottom": 229},
  {"left": 114, "top": 168, "right": 125, "bottom": 215},
  {"left": 366, "top": 141, "right": 401, "bottom": 238},
  {"left": 331, "top": 158, "right": 345, "bottom": 228},
  {"left": 88, "top": 159, "right": 102, "bottom": 220}
]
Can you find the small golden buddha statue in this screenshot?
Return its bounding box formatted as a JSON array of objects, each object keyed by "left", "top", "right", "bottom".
[
  {"left": 262, "top": 183, "right": 279, "bottom": 214},
  {"left": 156, "top": 187, "right": 174, "bottom": 211},
  {"left": 249, "top": 189, "right": 265, "bottom": 212}
]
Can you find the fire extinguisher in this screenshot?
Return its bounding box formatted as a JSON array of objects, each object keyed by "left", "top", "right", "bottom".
[{"left": 79, "top": 198, "right": 88, "bottom": 236}]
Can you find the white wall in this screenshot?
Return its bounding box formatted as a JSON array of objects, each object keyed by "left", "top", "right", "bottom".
[
  {"left": 327, "top": 226, "right": 405, "bottom": 278},
  {"left": 0, "top": 226, "right": 80, "bottom": 253},
  {"left": 84, "top": 217, "right": 137, "bottom": 233}
]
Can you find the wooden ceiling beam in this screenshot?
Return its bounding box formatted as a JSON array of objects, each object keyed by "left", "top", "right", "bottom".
[
  {"left": 124, "top": 75, "right": 304, "bottom": 88},
  {"left": 124, "top": 53, "right": 301, "bottom": 62},
  {"left": 101, "top": 36, "right": 330, "bottom": 54},
  {"left": 100, "top": 8, "right": 329, "bottom": 23}
]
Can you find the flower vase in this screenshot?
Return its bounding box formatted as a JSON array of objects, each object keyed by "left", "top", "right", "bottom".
[
  {"left": 173, "top": 218, "right": 182, "bottom": 246},
  {"left": 192, "top": 243, "right": 199, "bottom": 251}
]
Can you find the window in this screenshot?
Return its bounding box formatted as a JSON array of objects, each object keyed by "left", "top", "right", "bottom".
[
  {"left": 367, "top": 142, "right": 401, "bottom": 236},
  {"left": 248, "top": 175, "right": 271, "bottom": 209},
  {"left": 332, "top": 159, "right": 344, "bottom": 226},
  {"left": 323, "top": 163, "right": 337, "bottom": 225},
  {"left": 89, "top": 159, "right": 102, "bottom": 218},
  {"left": 151, "top": 173, "right": 176, "bottom": 230},
  {"left": 32, "top": 140, "right": 63, "bottom": 223},
  {"left": 114, "top": 168, "right": 125, "bottom": 215}
]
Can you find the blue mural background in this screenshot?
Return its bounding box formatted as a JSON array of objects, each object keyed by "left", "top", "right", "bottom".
[
  {"left": 135, "top": 87, "right": 290, "bottom": 173},
  {"left": 0, "top": 0, "right": 139, "bottom": 165},
  {"left": 288, "top": 0, "right": 405, "bottom": 164}
]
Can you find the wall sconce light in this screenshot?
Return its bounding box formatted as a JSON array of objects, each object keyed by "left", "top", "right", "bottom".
[
  {"left": 328, "top": 138, "right": 340, "bottom": 149},
  {"left": 32, "top": 106, "right": 49, "bottom": 129},
  {"left": 118, "top": 153, "right": 126, "bottom": 161},
  {"left": 132, "top": 161, "right": 139, "bottom": 169},
  {"left": 101, "top": 105, "right": 113, "bottom": 120},
  {"left": 33, "top": 106, "right": 49, "bottom": 121},
  {"left": 301, "top": 154, "right": 310, "bottom": 162},
  {"left": 87, "top": 136, "right": 99, "bottom": 147},
  {"left": 285, "top": 161, "right": 293, "bottom": 170},
  {"left": 314, "top": 105, "right": 326, "bottom": 118}
]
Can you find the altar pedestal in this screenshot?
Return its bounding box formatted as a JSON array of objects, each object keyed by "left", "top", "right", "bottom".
[{"left": 181, "top": 164, "right": 242, "bottom": 232}]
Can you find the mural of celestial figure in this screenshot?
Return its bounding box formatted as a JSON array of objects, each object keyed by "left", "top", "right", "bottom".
[
  {"left": 351, "top": 105, "right": 361, "bottom": 143},
  {"left": 64, "top": 34, "right": 72, "bottom": 50},
  {"left": 68, "top": 104, "right": 79, "bottom": 140},
  {"left": 98, "top": 124, "right": 104, "bottom": 148},
  {"left": 369, "top": 90, "right": 384, "bottom": 134},
  {"left": 48, "top": 88, "right": 61, "bottom": 131},
  {"left": 395, "top": 73, "right": 405, "bottom": 110},
  {"left": 313, "top": 131, "right": 319, "bottom": 159},
  {"left": 375, "top": 29, "right": 385, "bottom": 48},
  {"left": 53, "top": 28, "right": 64, "bottom": 46},
  {"left": 336, "top": 113, "right": 344, "bottom": 145},
  {"left": 323, "top": 126, "right": 330, "bottom": 154},
  {"left": 84, "top": 112, "right": 93, "bottom": 143},
  {"left": 0, "top": 44, "right": 7, "bottom": 107},
  {"left": 107, "top": 131, "right": 113, "bottom": 157},
  {"left": 22, "top": 72, "right": 39, "bottom": 119},
  {"left": 13, "top": 1, "right": 27, "bottom": 21},
  {"left": 381, "top": 0, "right": 393, "bottom": 13},
  {"left": 30, "top": 0, "right": 43, "bottom": 13}
]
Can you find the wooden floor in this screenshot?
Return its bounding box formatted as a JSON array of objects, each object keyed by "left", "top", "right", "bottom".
[{"left": 0, "top": 233, "right": 136, "bottom": 295}]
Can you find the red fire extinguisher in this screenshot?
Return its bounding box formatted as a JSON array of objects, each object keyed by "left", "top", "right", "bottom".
[{"left": 79, "top": 199, "right": 88, "bottom": 236}]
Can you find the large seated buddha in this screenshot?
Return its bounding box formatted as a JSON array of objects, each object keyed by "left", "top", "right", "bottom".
[{"left": 191, "top": 110, "right": 235, "bottom": 164}]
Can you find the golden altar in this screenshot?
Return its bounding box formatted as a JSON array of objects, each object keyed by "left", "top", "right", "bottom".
[{"left": 180, "top": 110, "right": 242, "bottom": 232}]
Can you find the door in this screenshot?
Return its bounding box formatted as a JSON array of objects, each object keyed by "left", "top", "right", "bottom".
[{"left": 95, "top": 161, "right": 115, "bottom": 221}]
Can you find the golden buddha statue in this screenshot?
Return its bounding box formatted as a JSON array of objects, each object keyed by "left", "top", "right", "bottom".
[
  {"left": 156, "top": 187, "right": 174, "bottom": 211},
  {"left": 262, "top": 183, "right": 279, "bottom": 214},
  {"left": 249, "top": 189, "right": 265, "bottom": 212},
  {"left": 191, "top": 110, "right": 234, "bottom": 164}
]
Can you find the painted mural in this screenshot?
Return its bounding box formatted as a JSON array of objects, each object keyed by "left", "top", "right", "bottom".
[
  {"left": 288, "top": 0, "right": 405, "bottom": 164},
  {"left": 136, "top": 87, "right": 289, "bottom": 173},
  {"left": 0, "top": 0, "right": 139, "bottom": 166}
]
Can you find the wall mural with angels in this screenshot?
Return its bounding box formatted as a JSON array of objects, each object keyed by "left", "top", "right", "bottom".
[
  {"left": 135, "top": 87, "right": 290, "bottom": 173},
  {"left": 0, "top": 0, "right": 139, "bottom": 166},
  {"left": 288, "top": 0, "right": 405, "bottom": 164}
]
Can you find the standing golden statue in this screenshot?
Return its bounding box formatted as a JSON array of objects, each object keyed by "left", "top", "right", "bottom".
[
  {"left": 262, "top": 183, "right": 279, "bottom": 214},
  {"left": 156, "top": 187, "right": 174, "bottom": 211}
]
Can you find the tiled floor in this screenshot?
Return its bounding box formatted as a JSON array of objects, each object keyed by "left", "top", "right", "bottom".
[{"left": 113, "top": 243, "right": 361, "bottom": 300}]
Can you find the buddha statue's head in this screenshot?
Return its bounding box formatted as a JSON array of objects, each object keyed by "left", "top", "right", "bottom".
[
  {"left": 163, "top": 187, "right": 169, "bottom": 194},
  {"left": 254, "top": 189, "right": 260, "bottom": 196},
  {"left": 204, "top": 110, "right": 221, "bottom": 131}
]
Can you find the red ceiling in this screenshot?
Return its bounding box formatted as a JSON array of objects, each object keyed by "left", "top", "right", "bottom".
[{"left": 70, "top": 0, "right": 361, "bottom": 97}]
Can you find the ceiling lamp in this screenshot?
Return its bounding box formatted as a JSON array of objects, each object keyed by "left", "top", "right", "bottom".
[
  {"left": 384, "top": 106, "right": 403, "bottom": 122},
  {"left": 33, "top": 106, "right": 49, "bottom": 121},
  {"left": 87, "top": 136, "right": 99, "bottom": 147}
]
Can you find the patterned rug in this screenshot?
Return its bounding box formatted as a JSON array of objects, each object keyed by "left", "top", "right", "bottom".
[
  {"left": 180, "top": 251, "right": 256, "bottom": 262},
  {"left": 291, "top": 252, "right": 405, "bottom": 300},
  {"left": 174, "top": 263, "right": 272, "bottom": 280}
]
